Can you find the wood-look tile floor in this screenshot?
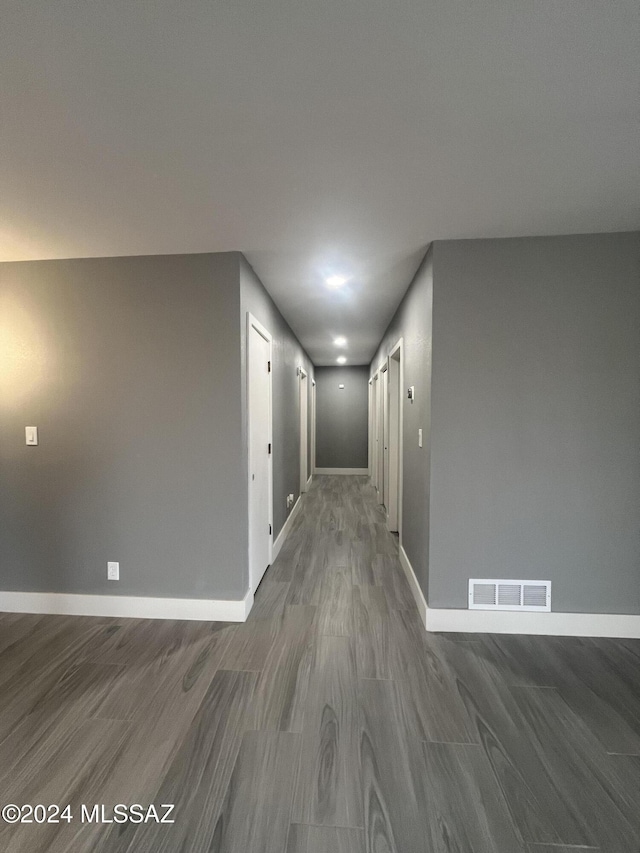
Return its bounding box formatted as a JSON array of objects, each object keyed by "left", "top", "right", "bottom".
[{"left": 1, "top": 475, "right": 640, "bottom": 851}]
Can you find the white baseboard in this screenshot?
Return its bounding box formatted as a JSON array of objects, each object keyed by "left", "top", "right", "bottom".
[
  {"left": 313, "top": 467, "right": 369, "bottom": 475},
  {"left": 305, "top": 474, "right": 313, "bottom": 490},
  {"left": 272, "top": 494, "right": 302, "bottom": 561},
  {"left": 425, "top": 605, "right": 640, "bottom": 638},
  {"left": 399, "top": 544, "right": 428, "bottom": 627},
  {"left": 398, "top": 546, "right": 640, "bottom": 639},
  {"left": 0, "top": 590, "right": 253, "bottom": 622}
]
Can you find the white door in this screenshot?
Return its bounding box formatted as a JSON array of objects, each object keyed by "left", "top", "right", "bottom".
[
  {"left": 300, "top": 370, "right": 308, "bottom": 492},
  {"left": 248, "top": 314, "right": 272, "bottom": 592}
]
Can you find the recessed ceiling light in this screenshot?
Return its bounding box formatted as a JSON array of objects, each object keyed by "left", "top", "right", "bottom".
[
  {"left": 333, "top": 336, "right": 347, "bottom": 347},
  {"left": 326, "top": 275, "right": 347, "bottom": 289},
  {"left": 337, "top": 356, "right": 347, "bottom": 364}
]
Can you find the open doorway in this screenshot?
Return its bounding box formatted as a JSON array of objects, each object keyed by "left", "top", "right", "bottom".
[{"left": 299, "top": 368, "right": 308, "bottom": 492}]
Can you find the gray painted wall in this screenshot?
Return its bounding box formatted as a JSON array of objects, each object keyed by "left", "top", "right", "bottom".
[
  {"left": 370, "top": 249, "right": 433, "bottom": 596},
  {"left": 0, "top": 253, "right": 247, "bottom": 599},
  {"left": 315, "top": 366, "right": 369, "bottom": 469},
  {"left": 240, "top": 257, "right": 314, "bottom": 539},
  {"left": 429, "top": 232, "right": 640, "bottom": 614},
  {"left": 0, "top": 251, "right": 314, "bottom": 601}
]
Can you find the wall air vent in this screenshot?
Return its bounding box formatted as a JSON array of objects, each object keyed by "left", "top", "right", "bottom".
[{"left": 468, "top": 579, "right": 551, "bottom": 612}]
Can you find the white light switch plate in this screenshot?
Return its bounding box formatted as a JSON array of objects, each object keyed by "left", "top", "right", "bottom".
[
  {"left": 107, "top": 561, "right": 120, "bottom": 581},
  {"left": 418, "top": 428, "right": 423, "bottom": 448},
  {"left": 25, "top": 426, "right": 38, "bottom": 445}
]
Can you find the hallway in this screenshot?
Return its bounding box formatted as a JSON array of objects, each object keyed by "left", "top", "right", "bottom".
[{"left": 1, "top": 476, "right": 640, "bottom": 851}]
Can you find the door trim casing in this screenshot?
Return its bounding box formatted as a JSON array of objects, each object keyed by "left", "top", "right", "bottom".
[
  {"left": 246, "top": 312, "right": 273, "bottom": 593},
  {"left": 388, "top": 337, "right": 404, "bottom": 541},
  {"left": 299, "top": 367, "right": 308, "bottom": 493}
]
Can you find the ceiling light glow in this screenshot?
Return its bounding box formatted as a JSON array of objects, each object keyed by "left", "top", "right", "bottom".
[
  {"left": 337, "top": 355, "right": 347, "bottom": 364},
  {"left": 333, "top": 336, "right": 347, "bottom": 347},
  {"left": 326, "top": 275, "right": 347, "bottom": 289}
]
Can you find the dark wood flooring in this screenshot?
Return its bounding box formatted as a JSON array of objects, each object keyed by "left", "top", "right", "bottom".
[{"left": 1, "top": 475, "right": 640, "bottom": 851}]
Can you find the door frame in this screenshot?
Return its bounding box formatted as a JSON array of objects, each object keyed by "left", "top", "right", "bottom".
[
  {"left": 368, "top": 377, "right": 373, "bottom": 477},
  {"left": 299, "top": 367, "right": 308, "bottom": 493},
  {"left": 371, "top": 371, "right": 379, "bottom": 492},
  {"left": 380, "top": 361, "right": 389, "bottom": 510},
  {"left": 247, "top": 312, "right": 273, "bottom": 593},
  {"left": 388, "top": 338, "right": 404, "bottom": 538},
  {"left": 311, "top": 379, "right": 317, "bottom": 478}
]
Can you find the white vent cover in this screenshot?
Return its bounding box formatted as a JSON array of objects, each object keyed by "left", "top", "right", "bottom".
[{"left": 468, "top": 579, "right": 551, "bottom": 612}]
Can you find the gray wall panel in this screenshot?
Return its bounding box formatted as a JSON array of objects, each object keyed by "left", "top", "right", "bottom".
[
  {"left": 0, "top": 253, "right": 246, "bottom": 599},
  {"left": 429, "top": 232, "right": 640, "bottom": 613},
  {"left": 315, "top": 366, "right": 369, "bottom": 469},
  {"left": 370, "top": 249, "right": 433, "bottom": 597}
]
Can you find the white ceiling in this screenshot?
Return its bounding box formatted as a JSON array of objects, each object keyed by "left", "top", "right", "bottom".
[{"left": 1, "top": 1, "right": 638, "bottom": 365}]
